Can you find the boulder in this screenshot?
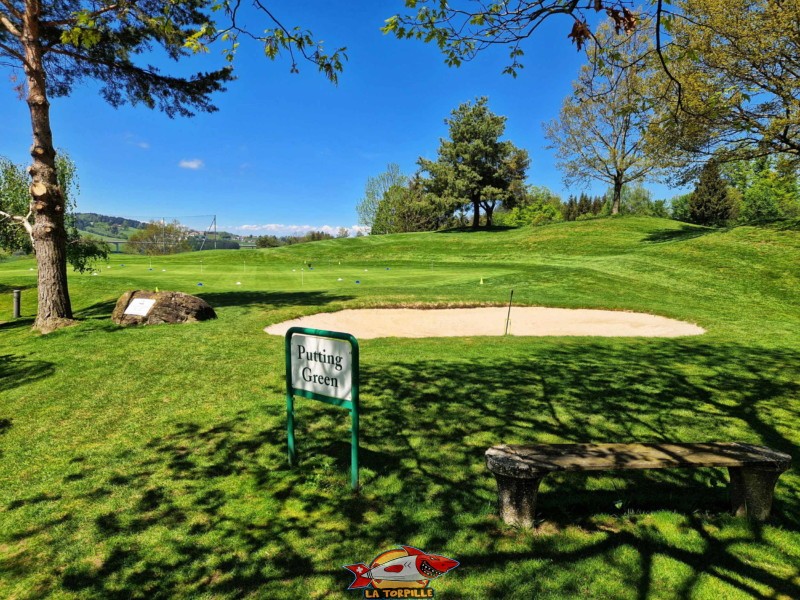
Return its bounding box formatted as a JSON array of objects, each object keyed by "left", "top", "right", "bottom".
[{"left": 111, "top": 290, "right": 216, "bottom": 326}]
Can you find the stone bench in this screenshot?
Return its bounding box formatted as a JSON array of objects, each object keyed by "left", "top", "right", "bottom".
[{"left": 485, "top": 442, "right": 792, "bottom": 527}]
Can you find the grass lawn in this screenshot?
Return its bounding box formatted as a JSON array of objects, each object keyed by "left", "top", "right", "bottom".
[{"left": 1, "top": 217, "right": 798, "bottom": 599}]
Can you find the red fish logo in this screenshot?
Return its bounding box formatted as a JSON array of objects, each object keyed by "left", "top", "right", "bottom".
[{"left": 344, "top": 546, "right": 459, "bottom": 597}]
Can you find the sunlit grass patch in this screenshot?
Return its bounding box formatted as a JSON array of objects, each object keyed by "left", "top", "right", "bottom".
[{"left": 1, "top": 218, "right": 798, "bottom": 598}]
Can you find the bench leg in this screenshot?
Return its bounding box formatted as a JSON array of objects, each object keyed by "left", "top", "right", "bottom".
[
  {"left": 728, "top": 467, "right": 784, "bottom": 521},
  {"left": 492, "top": 473, "right": 546, "bottom": 528}
]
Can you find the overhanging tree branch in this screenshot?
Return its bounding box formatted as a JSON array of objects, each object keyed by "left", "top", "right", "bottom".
[
  {"left": 0, "top": 208, "right": 34, "bottom": 238},
  {"left": 0, "top": 12, "right": 22, "bottom": 38}
]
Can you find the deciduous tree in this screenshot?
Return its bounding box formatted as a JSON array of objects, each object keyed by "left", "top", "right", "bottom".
[
  {"left": 372, "top": 176, "right": 455, "bottom": 234},
  {"left": 356, "top": 164, "right": 407, "bottom": 231},
  {"left": 723, "top": 157, "right": 800, "bottom": 222},
  {"left": 383, "top": 0, "right": 641, "bottom": 75},
  {"left": 544, "top": 25, "right": 659, "bottom": 214},
  {"left": 0, "top": 157, "right": 31, "bottom": 254},
  {"left": 1, "top": 153, "right": 107, "bottom": 270},
  {"left": 649, "top": 0, "right": 800, "bottom": 176},
  {"left": 128, "top": 220, "right": 191, "bottom": 255}
]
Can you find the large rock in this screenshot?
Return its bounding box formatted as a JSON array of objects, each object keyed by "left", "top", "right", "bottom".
[{"left": 111, "top": 290, "right": 216, "bottom": 326}]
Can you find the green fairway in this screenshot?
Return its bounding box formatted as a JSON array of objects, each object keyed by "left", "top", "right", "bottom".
[{"left": 1, "top": 217, "right": 798, "bottom": 599}]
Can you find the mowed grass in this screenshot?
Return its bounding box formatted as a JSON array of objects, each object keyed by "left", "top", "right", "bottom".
[{"left": 1, "top": 217, "right": 799, "bottom": 599}]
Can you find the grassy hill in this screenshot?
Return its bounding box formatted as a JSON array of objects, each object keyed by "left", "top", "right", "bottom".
[
  {"left": 0, "top": 217, "right": 798, "bottom": 599},
  {"left": 74, "top": 213, "right": 145, "bottom": 241}
]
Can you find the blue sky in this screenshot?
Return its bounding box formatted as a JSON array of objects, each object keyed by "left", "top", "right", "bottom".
[{"left": 0, "top": 2, "right": 683, "bottom": 236}]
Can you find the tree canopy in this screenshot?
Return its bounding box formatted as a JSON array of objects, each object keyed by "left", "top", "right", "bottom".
[
  {"left": 0, "top": 157, "right": 31, "bottom": 255},
  {"left": 383, "top": 0, "right": 640, "bottom": 76},
  {"left": 0, "top": 153, "right": 107, "bottom": 270},
  {"left": 356, "top": 164, "right": 408, "bottom": 231},
  {"left": 371, "top": 176, "right": 455, "bottom": 234},
  {"left": 648, "top": 0, "right": 800, "bottom": 175},
  {"left": 687, "top": 160, "right": 736, "bottom": 226},
  {"left": 544, "top": 24, "right": 660, "bottom": 214},
  {"left": 418, "top": 97, "right": 529, "bottom": 228}
]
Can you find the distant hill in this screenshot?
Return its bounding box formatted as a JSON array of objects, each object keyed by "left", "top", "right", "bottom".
[
  {"left": 73, "top": 212, "right": 241, "bottom": 251},
  {"left": 74, "top": 213, "right": 146, "bottom": 240}
]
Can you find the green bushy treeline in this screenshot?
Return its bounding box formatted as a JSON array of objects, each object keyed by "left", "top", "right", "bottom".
[
  {"left": 255, "top": 228, "right": 352, "bottom": 248},
  {"left": 359, "top": 155, "right": 799, "bottom": 233},
  {"left": 672, "top": 156, "right": 800, "bottom": 227}
]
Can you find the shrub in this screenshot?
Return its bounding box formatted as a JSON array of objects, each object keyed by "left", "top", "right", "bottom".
[{"left": 740, "top": 179, "right": 783, "bottom": 223}]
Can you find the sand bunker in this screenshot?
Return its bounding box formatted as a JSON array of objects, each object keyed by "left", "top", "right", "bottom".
[{"left": 265, "top": 307, "right": 705, "bottom": 339}]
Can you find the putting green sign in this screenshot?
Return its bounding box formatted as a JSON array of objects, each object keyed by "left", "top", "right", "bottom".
[
  {"left": 285, "top": 327, "right": 360, "bottom": 490},
  {"left": 289, "top": 333, "right": 353, "bottom": 400}
]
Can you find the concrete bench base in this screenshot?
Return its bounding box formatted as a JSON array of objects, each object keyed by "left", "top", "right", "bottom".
[{"left": 485, "top": 442, "right": 791, "bottom": 527}]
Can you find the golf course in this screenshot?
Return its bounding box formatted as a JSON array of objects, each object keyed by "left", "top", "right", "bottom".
[{"left": 1, "top": 216, "right": 798, "bottom": 598}]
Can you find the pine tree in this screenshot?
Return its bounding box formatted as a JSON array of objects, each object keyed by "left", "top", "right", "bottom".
[
  {"left": 0, "top": 2, "right": 343, "bottom": 332},
  {"left": 562, "top": 196, "right": 578, "bottom": 221},
  {"left": 688, "top": 160, "right": 735, "bottom": 226},
  {"left": 577, "top": 192, "right": 592, "bottom": 217}
]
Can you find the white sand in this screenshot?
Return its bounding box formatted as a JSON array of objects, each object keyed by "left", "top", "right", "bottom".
[{"left": 264, "top": 307, "right": 705, "bottom": 339}]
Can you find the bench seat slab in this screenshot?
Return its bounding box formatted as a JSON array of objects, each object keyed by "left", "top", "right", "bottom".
[{"left": 486, "top": 442, "right": 791, "bottom": 526}]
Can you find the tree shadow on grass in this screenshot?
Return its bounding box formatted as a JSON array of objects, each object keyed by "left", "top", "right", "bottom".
[
  {"left": 642, "top": 224, "right": 714, "bottom": 244},
  {"left": 0, "top": 317, "right": 34, "bottom": 331},
  {"left": 73, "top": 291, "right": 354, "bottom": 322},
  {"left": 197, "top": 290, "right": 354, "bottom": 309},
  {"left": 0, "top": 353, "right": 56, "bottom": 393},
  {"left": 74, "top": 299, "right": 119, "bottom": 320},
  {"left": 436, "top": 225, "right": 516, "bottom": 234},
  {"left": 0, "top": 283, "right": 36, "bottom": 295},
  {"left": 3, "top": 340, "right": 798, "bottom": 598},
  {"left": 0, "top": 418, "right": 11, "bottom": 456}
]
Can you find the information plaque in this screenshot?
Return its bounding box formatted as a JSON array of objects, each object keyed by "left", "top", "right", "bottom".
[{"left": 124, "top": 298, "right": 156, "bottom": 316}]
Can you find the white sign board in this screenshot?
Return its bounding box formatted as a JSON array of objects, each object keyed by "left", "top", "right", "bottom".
[
  {"left": 124, "top": 298, "right": 156, "bottom": 317},
  {"left": 290, "top": 333, "right": 353, "bottom": 400}
]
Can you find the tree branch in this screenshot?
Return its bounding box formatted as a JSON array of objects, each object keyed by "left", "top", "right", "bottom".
[
  {"left": 0, "top": 10, "right": 22, "bottom": 38},
  {"left": 40, "top": 3, "right": 121, "bottom": 28},
  {"left": 653, "top": 0, "right": 685, "bottom": 113},
  {"left": 0, "top": 209, "right": 34, "bottom": 238},
  {"left": 0, "top": 0, "right": 22, "bottom": 22},
  {"left": 0, "top": 39, "right": 24, "bottom": 61}
]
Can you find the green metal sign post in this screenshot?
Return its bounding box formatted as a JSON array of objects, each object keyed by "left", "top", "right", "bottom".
[{"left": 285, "top": 327, "right": 360, "bottom": 491}]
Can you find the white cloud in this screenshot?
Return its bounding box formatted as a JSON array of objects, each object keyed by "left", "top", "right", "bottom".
[
  {"left": 123, "top": 133, "right": 149, "bottom": 149},
  {"left": 225, "top": 223, "right": 367, "bottom": 237},
  {"left": 179, "top": 158, "right": 204, "bottom": 170}
]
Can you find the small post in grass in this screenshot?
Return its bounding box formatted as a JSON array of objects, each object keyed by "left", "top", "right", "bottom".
[
  {"left": 285, "top": 327, "right": 360, "bottom": 491},
  {"left": 504, "top": 289, "right": 514, "bottom": 336},
  {"left": 12, "top": 289, "right": 21, "bottom": 319}
]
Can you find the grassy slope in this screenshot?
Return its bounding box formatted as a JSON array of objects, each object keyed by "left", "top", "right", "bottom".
[{"left": 0, "top": 217, "right": 798, "bottom": 599}]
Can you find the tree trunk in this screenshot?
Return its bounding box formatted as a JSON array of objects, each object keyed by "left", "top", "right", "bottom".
[
  {"left": 472, "top": 200, "right": 481, "bottom": 229},
  {"left": 484, "top": 202, "right": 495, "bottom": 227},
  {"left": 23, "top": 0, "right": 74, "bottom": 333},
  {"left": 611, "top": 175, "right": 623, "bottom": 215}
]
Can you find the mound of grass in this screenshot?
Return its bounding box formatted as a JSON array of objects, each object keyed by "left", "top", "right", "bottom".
[{"left": 0, "top": 217, "right": 798, "bottom": 599}]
